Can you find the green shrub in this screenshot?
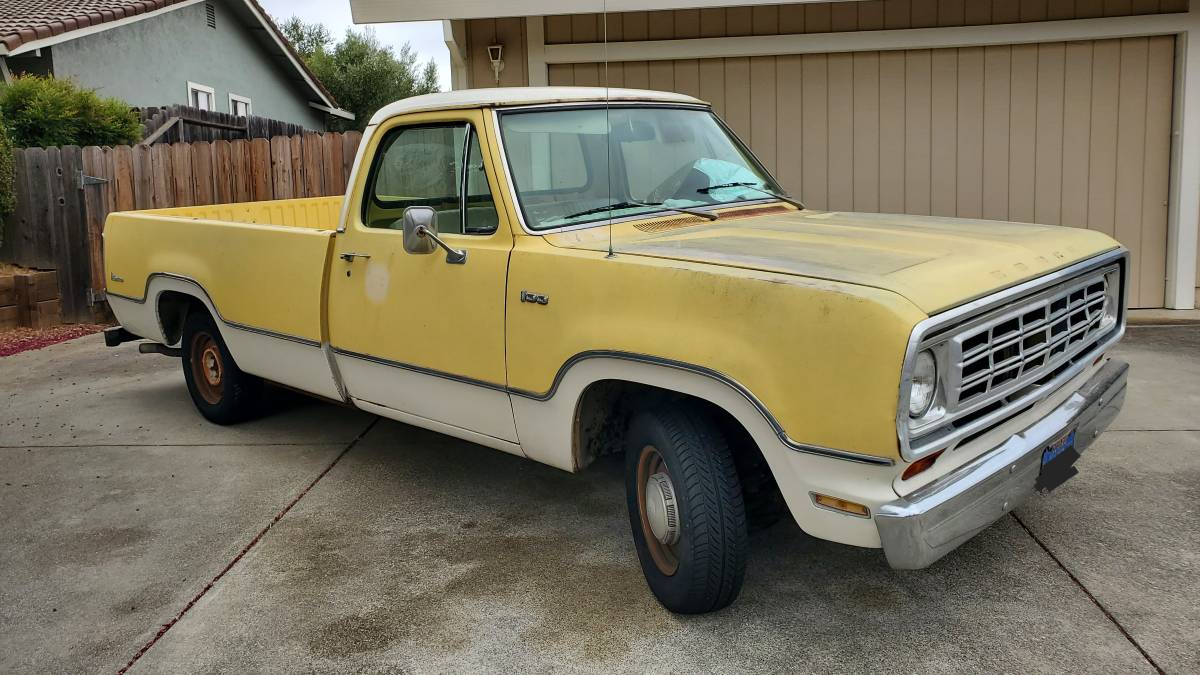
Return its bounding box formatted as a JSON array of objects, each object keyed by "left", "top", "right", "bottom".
[
  {"left": 0, "top": 75, "right": 141, "bottom": 148},
  {"left": 0, "top": 109, "right": 14, "bottom": 246}
]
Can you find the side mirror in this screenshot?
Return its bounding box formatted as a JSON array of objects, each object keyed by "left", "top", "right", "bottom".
[
  {"left": 400, "top": 206, "right": 467, "bottom": 265},
  {"left": 401, "top": 207, "right": 438, "bottom": 255}
]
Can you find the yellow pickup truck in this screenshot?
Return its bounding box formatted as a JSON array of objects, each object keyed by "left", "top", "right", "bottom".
[{"left": 103, "top": 88, "right": 1128, "bottom": 614}]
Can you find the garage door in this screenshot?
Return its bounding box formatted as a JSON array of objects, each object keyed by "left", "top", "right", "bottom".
[{"left": 549, "top": 36, "right": 1175, "bottom": 308}]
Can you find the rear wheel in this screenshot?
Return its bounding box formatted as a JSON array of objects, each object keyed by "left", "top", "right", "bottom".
[
  {"left": 181, "top": 310, "right": 262, "bottom": 424},
  {"left": 625, "top": 404, "right": 748, "bottom": 614}
]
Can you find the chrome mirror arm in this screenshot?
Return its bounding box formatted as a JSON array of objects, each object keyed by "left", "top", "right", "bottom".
[{"left": 416, "top": 225, "right": 467, "bottom": 265}]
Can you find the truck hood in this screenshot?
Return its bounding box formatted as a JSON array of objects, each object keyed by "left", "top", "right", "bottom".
[{"left": 546, "top": 209, "right": 1120, "bottom": 314}]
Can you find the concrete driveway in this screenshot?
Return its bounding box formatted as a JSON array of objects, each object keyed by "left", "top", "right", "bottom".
[{"left": 1, "top": 326, "right": 1196, "bottom": 674}]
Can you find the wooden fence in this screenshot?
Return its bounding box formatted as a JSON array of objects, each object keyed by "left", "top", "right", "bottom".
[
  {"left": 137, "top": 105, "right": 316, "bottom": 145},
  {"left": 0, "top": 131, "right": 362, "bottom": 322}
]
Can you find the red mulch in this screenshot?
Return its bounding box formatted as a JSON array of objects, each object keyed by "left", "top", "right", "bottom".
[{"left": 0, "top": 323, "right": 111, "bottom": 358}]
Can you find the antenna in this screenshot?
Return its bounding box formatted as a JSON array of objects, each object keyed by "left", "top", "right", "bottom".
[{"left": 604, "top": 0, "right": 614, "bottom": 259}]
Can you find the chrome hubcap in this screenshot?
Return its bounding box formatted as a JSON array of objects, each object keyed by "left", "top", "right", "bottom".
[{"left": 644, "top": 472, "right": 680, "bottom": 545}]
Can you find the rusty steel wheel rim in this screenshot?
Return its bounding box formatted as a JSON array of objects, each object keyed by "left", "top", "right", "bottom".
[
  {"left": 636, "top": 444, "right": 680, "bottom": 576},
  {"left": 190, "top": 332, "right": 224, "bottom": 405}
]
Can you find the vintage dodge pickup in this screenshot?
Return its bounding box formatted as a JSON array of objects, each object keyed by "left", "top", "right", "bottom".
[{"left": 104, "top": 88, "right": 1128, "bottom": 614}]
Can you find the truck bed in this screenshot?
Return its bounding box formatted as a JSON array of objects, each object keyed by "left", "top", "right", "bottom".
[{"left": 103, "top": 196, "right": 342, "bottom": 346}]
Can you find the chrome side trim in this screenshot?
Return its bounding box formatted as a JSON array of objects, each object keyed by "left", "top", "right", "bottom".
[
  {"left": 107, "top": 273, "right": 322, "bottom": 348},
  {"left": 896, "top": 248, "right": 1129, "bottom": 462},
  {"left": 877, "top": 358, "right": 1128, "bottom": 569}
]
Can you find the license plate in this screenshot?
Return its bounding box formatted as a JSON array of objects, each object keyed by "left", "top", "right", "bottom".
[{"left": 1036, "top": 428, "right": 1080, "bottom": 493}]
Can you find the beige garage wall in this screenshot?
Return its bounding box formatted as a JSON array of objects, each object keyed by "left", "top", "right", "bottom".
[
  {"left": 539, "top": 0, "right": 1190, "bottom": 43},
  {"left": 464, "top": 2, "right": 1186, "bottom": 308},
  {"left": 548, "top": 38, "right": 1174, "bottom": 308}
]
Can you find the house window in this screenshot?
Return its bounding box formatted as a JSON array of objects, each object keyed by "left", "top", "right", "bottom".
[
  {"left": 229, "top": 94, "right": 251, "bottom": 118},
  {"left": 187, "top": 82, "right": 215, "bottom": 111}
]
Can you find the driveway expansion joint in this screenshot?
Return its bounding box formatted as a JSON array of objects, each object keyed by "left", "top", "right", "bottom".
[
  {"left": 1011, "top": 513, "right": 1165, "bottom": 675},
  {"left": 116, "top": 416, "right": 381, "bottom": 674}
]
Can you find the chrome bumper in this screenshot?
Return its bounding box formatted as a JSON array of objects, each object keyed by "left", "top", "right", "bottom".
[{"left": 875, "top": 359, "right": 1128, "bottom": 570}]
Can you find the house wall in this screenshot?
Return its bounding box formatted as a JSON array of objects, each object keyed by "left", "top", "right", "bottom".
[{"left": 49, "top": 1, "right": 324, "bottom": 128}]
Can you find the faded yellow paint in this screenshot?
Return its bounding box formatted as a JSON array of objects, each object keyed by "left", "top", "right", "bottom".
[
  {"left": 326, "top": 108, "right": 515, "bottom": 386},
  {"left": 505, "top": 234, "right": 928, "bottom": 457},
  {"left": 545, "top": 209, "right": 1121, "bottom": 314},
  {"left": 103, "top": 198, "right": 339, "bottom": 342}
]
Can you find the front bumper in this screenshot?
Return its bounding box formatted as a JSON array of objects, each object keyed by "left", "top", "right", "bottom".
[{"left": 875, "top": 359, "right": 1128, "bottom": 569}]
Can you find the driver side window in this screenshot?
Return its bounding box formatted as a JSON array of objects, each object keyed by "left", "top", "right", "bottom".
[{"left": 363, "top": 123, "right": 498, "bottom": 235}]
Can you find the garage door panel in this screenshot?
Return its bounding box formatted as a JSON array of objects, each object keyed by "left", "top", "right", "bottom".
[
  {"left": 1008, "top": 43, "right": 1039, "bottom": 223},
  {"left": 1115, "top": 37, "right": 1150, "bottom": 307},
  {"left": 853, "top": 51, "right": 881, "bottom": 213},
  {"left": 750, "top": 56, "right": 777, "bottom": 174},
  {"left": 878, "top": 50, "right": 907, "bottom": 214},
  {"left": 828, "top": 52, "right": 856, "bottom": 211},
  {"left": 904, "top": 49, "right": 933, "bottom": 215},
  {"left": 802, "top": 53, "right": 830, "bottom": 209},
  {"left": 982, "top": 44, "right": 1012, "bottom": 221},
  {"left": 930, "top": 48, "right": 959, "bottom": 217},
  {"left": 1088, "top": 39, "right": 1121, "bottom": 239},
  {"left": 957, "top": 46, "right": 985, "bottom": 220},
  {"left": 1142, "top": 35, "right": 1174, "bottom": 307},
  {"left": 1035, "top": 42, "right": 1067, "bottom": 226},
  {"left": 1062, "top": 41, "right": 1095, "bottom": 229}
]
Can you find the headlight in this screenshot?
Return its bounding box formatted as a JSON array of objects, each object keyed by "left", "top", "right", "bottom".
[{"left": 908, "top": 350, "right": 938, "bottom": 418}]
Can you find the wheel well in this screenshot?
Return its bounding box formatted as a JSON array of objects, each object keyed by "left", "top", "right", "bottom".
[
  {"left": 573, "top": 380, "right": 787, "bottom": 529},
  {"left": 156, "top": 291, "right": 206, "bottom": 345}
]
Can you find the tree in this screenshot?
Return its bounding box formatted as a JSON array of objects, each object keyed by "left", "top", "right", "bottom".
[
  {"left": 280, "top": 18, "right": 439, "bottom": 131},
  {"left": 0, "top": 75, "right": 141, "bottom": 148}
]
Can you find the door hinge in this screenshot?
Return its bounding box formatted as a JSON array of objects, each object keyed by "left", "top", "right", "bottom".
[
  {"left": 87, "top": 288, "right": 107, "bottom": 306},
  {"left": 77, "top": 170, "right": 109, "bottom": 190}
]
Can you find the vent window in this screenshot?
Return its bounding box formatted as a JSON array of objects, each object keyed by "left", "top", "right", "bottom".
[{"left": 205, "top": 3, "right": 216, "bottom": 29}]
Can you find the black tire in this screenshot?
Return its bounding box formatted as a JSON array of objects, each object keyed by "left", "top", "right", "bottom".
[
  {"left": 181, "top": 310, "right": 262, "bottom": 425},
  {"left": 625, "top": 404, "right": 748, "bottom": 614}
]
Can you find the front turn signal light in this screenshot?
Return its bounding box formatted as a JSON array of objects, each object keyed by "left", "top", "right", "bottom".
[
  {"left": 902, "top": 450, "right": 945, "bottom": 481},
  {"left": 811, "top": 493, "right": 870, "bottom": 518}
]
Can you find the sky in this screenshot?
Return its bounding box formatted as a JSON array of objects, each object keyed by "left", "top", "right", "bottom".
[{"left": 258, "top": 0, "right": 451, "bottom": 91}]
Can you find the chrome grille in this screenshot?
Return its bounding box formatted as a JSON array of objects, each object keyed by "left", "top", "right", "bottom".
[{"left": 949, "top": 267, "right": 1115, "bottom": 409}]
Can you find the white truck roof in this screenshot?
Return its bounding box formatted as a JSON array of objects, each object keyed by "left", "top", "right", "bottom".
[{"left": 368, "top": 87, "right": 708, "bottom": 126}]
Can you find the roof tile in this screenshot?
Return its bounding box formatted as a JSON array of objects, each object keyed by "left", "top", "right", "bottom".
[{"left": 0, "top": 0, "right": 186, "bottom": 53}]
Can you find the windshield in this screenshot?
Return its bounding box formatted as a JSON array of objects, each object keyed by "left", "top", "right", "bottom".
[{"left": 498, "top": 106, "right": 787, "bottom": 231}]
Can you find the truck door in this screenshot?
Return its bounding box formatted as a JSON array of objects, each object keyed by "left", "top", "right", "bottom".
[{"left": 327, "top": 110, "right": 517, "bottom": 443}]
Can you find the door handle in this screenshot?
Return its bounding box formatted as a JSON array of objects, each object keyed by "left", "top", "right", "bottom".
[{"left": 340, "top": 252, "right": 371, "bottom": 262}]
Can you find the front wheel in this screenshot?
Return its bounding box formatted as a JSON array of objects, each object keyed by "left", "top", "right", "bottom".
[
  {"left": 181, "top": 310, "right": 262, "bottom": 425},
  {"left": 625, "top": 405, "right": 748, "bottom": 614}
]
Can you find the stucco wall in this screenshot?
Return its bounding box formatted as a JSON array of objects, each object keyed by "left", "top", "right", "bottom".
[{"left": 50, "top": 1, "right": 324, "bottom": 128}]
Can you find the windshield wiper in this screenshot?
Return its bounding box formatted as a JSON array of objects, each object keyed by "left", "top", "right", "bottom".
[
  {"left": 562, "top": 200, "right": 719, "bottom": 222},
  {"left": 697, "top": 182, "right": 806, "bottom": 209}
]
